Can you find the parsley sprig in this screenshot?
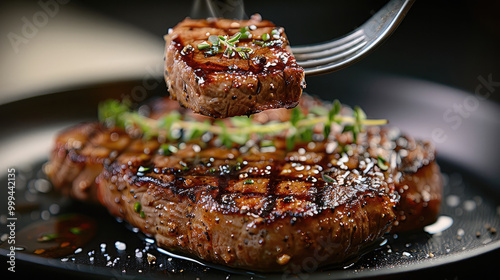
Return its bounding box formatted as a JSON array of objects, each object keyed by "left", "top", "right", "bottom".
[
  {"left": 198, "top": 32, "right": 253, "bottom": 59},
  {"left": 98, "top": 99, "right": 387, "bottom": 149}
]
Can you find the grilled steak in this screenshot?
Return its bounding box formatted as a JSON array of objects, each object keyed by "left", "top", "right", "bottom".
[
  {"left": 164, "top": 14, "right": 306, "bottom": 118},
  {"left": 45, "top": 96, "right": 442, "bottom": 271}
]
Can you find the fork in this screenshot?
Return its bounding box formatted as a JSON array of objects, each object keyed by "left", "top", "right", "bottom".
[
  {"left": 191, "top": 0, "right": 414, "bottom": 76},
  {"left": 292, "top": 0, "right": 415, "bottom": 76}
]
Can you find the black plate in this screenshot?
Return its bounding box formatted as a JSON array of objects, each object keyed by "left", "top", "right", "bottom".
[{"left": 1, "top": 75, "right": 499, "bottom": 279}]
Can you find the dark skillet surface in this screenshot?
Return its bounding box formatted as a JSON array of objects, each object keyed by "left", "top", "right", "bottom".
[{"left": 0, "top": 76, "right": 499, "bottom": 280}]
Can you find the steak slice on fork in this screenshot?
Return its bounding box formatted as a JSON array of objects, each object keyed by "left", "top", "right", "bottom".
[{"left": 164, "top": 14, "right": 306, "bottom": 118}]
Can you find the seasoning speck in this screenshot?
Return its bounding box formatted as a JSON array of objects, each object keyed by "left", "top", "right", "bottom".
[
  {"left": 402, "top": 252, "right": 412, "bottom": 258},
  {"left": 115, "top": 241, "right": 126, "bottom": 251},
  {"left": 446, "top": 195, "right": 460, "bottom": 207},
  {"left": 277, "top": 254, "right": 291, "bottom": 265}
]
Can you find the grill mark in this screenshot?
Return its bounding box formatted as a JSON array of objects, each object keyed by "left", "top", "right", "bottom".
[
  {"left": 88, "top": 99, "right": 432, "bottom": 221},
  {"left": 103, "top": 133, "right": 405, "bottom": 220},
  {"left": 260, "top": 158, "right": 285, "bottom": 218},
  {"left": 126, "top": 142, "right": 393, "bottom": 219},
  {"left": 315, "top": 152, "right": 332, "bottom": 209}
]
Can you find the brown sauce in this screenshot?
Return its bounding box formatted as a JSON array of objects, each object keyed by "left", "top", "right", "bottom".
[{"left": 0, "top": 214, "right": 96, "bottom": 258}]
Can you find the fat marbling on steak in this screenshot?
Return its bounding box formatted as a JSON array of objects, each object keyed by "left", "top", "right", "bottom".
[
  {"left": 164, "top": 14, "right": 306, "bottom": 118},
  {"left": 45, "top": 95, "right": 442, "bottom": 271}
]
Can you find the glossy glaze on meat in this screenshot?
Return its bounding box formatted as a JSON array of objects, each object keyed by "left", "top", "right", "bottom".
[
  {"left": 164, "top": 14, "right": 306, "bottom": 118},
  {"left": 45, "top": 96, "right": 442, "bottom": 271}
]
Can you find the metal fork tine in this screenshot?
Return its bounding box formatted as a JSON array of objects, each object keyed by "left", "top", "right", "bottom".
[
  {"left": 297, "top": 40, "right": 367, "bottom": 68},
  {"left": 294, "top": 34, "right": 366, "bottom": 61},
  {"left": 292, "top": 30, "right": 365, "bottom": 54}
]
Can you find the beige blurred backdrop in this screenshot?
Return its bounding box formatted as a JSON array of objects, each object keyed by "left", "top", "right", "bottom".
[{"left": 0, "top": 0, "right": 165, "bottom": 104}]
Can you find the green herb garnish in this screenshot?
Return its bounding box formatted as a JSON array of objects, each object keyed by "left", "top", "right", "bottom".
[
  {"left": 252, "top": 28, "right": 282, "bottom": 47},
  {"left": 239, "top": 26, "right": 252, "bottom": 39},
  {"left": 342, "top": 106, "right": 367, "bottom": 142},
  {"left": 159, "top": 144, "right": 178, "bottom": 156},
  {"left": 197, "top": 32, "right": 253, "bottom": 59},
  {"left": 134, "top": 202, "right": 142, "bottom": 213},
  {"left": 244, "top": 179, "right": 254, "bottom": 185},
  {"left": 324, "top": 99, "right": 342, "bottom": 139},
  {"left": 322, "top": 174, "right": 336, "bottom": 183},
  {"left": 377, "top": 155, "right": 389, "bottom": 171},
  {"left": 197, "top": 41, "right": 211, "bottom": 50},
  {"left": 260, "top": 139, "right": 274, "bottom": 147},
  {"left": 99, "top": 100, "right": 387, "bottom": 151}
]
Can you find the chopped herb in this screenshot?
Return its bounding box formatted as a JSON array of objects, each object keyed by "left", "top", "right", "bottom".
[
  {"left": 159, "top": 111, "right": 181, "bottom": 140},
  {"left": 159, "top": 144, "right": 178, "bottom": 156},
  {"left": 309, "top": 106, "right": 329, "bottom": 116},
  {"left": 37, "top": 233, "right": 59, "bottom": 242},
  {"left": 342, "top": 124, "right": 358, "bottom": 142},
  {"left": 134, "top": 202, "right": 142, "bottom": 213},
  {"left": 261, "top": 33, "right": 270, "bottom": 41},
  {"left": 330, "top": 100, "right": 342, "bottom": 123},
  {"left": 227, "top": 32, "right": 241, "bottom": 43},
  {"left": 197, "top": 41, "right": 211, "bottom": 50},
  {"left": 244, "top": 179, "right": 254, "bottom": 185},
  {"left": 215, "top": 120, "right": 233, "bottom": 148},
  {"left": 98, "top": 99, "right": 130, "bottom": 128},
  {"left": 377, "top": 156, "right": 389, "bottom": 171},
  {"left": 137, "top": 166, "right": 150, "bottom": 173},
  {"left": 70, "top": 227, "right": 83, "bottom": 235},
  {"left": 252, "top": 39, "right": 283, "bottom": 48},
  {"left": 140, "top": 211, "right": 146, "bottom": 218},
  {"left": 339, "top": 143, "right": 351, "bottom": 154},
  {"left": 346, "top": 106, "right": 367, "bottom": 142},
  {"left": 323, "top": 100, "right": 343, "bottom": 138},
  {"left": 322, "top": 173, "right": 336, "bottom": 183},
  {"left": 286, "top": 133, "right": 297, "bottom": 151},
  {"left": 290, "top": 107, "right": 302, "bottom": 127},
  {"left": 260, "top": 139, "right": 274, "bottom": 147},
  {"left": 239, "top": 26, "right": 252, "bottom": 39},
  {"left": 323, "top": 125, "right": 331, "bottom": 140}
]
